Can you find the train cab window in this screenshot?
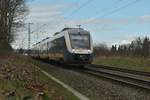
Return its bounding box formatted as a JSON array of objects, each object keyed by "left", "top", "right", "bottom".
[{"left": 69, "top": 33, "right": 90, "bottom": 49}]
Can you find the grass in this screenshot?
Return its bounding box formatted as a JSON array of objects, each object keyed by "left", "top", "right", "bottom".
[
  {"left": 0, "top": 54, "right": 79, "bottom": 100},
  {"left": 93, "top": 56, "right": 150, "bottom": 72}
]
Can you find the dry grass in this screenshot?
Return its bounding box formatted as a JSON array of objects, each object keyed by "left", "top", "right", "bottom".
[
  {"left": 93, "top": 56, "right": 150, "bottom": 72},
  {"left": 0, "top": 54, "right": 79, "bottom": 100}
]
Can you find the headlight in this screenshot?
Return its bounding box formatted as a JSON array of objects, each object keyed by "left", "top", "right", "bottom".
[{"left": 72, "top": 49, "right": 75, "bottom": 53}]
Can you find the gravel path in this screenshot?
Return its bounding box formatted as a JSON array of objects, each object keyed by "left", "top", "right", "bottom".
[
  {"left": 35, "top": 61, "right": 150, "bottom": 100},
  {"left": 35, "top": 65, "right": 90, "bottom": 100}
]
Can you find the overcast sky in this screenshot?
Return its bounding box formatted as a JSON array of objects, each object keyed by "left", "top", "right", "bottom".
[{"left": 12, "top": 0, "right": 150, "bottom": 49}]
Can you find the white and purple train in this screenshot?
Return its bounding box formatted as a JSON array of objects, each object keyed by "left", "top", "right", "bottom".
[{"left": 31, "top": 28, "right": 93, "bottom": 65}]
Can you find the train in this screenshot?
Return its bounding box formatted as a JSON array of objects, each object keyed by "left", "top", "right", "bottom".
[{"left": 31, "top": 28, "right": 93, "bottom": 65}]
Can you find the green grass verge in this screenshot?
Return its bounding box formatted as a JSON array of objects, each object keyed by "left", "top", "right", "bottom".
[{"left": 93, "top": 56, "right": 150, "bottom": 72}]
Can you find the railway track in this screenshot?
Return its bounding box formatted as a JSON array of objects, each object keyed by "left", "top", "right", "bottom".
[
  {"left": 90, "top": 64, "right": 150, "bottom": 76},
  {"left": 82, "top": 64, "right": 150, "bottom": 90},
  {"left": 35, "top": 60, "right": 150, "bottom": 91}
]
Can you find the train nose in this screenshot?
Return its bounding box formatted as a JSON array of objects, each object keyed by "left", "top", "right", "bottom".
[{"left": 74, "top": 54, "right": 89, "bottom": 61}]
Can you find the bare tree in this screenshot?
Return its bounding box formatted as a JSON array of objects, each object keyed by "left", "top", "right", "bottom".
[
  {"left": 116, "top": 36, "right": 150, "bottom": 58},
  {"left": 94, "top": 36, "right": 150, "bottom": 58},
  {"left": 134, "top": 37, "right": 142, "bottom": 56},
  {"left": 142, "top": 37, "right": 150, "bottom": 58},
  {"left": 0, "top": 0, "right": 28, "bottom": 50},
  {"left": 111, "top": 45, "right": 117, "bottom": 55},
  {"left": 94, "top": 43, "right": 109, "bottom": 56}
]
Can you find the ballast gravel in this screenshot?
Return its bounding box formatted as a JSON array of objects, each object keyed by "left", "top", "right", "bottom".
[{"left": 35, "top": 61, "right": 150, "bottom": 100}]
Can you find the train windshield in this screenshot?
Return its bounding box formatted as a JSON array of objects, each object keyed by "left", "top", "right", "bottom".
[{"left": 69, "top": 33, "right": 90, "bottom": 49}]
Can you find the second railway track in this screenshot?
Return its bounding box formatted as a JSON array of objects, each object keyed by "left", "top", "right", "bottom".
[{"left": 82, "top": 64, "right": 150, "bottom": 90}]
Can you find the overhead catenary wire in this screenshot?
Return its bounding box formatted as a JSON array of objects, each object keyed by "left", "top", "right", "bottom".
[
  {"left": 83, "top": 0, "right": 141, "bottom": 25},
  {"left": 94, "top": 0, "right": 128, "bottom": 16},
  {"left": 65, "top": 0, "right": 124, "bottom": 23},
  {"left": 98, "top": 0, "right": 141, "bottom": 18},
  {"left": 17, "top": 23, "right": 47, "bottom": 49},
  {"left": 56, "top": 0, "right": 95, "bottom": 28},
  {"left": 68, "top": 0, "right": 94, "bottom": 17},
  {"left": 61, "top": 0, "right": 135, "bottom": 25},
  {"left": 31, "top": 24, "right": 47, "bottom": 34}
]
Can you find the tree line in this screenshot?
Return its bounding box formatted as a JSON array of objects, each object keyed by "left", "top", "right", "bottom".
[
  {"left": 0, "top": 0, "right": 28, "bottom": 51},
  {"left": 94, "top": 36, "right": 150, "bottom": 58}
]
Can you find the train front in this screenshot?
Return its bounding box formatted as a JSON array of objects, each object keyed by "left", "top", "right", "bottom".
[{"left": 64, "top": 28, "right": 93, "bottom": 65}]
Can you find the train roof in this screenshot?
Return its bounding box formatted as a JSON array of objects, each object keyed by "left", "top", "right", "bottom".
[
  {"left": 32, "top": 37, "right": 50, "bottom": 46},
  {"left": 61, "top": 27, "right": 84, "bottom": 31},
  {"left": 53, "top": 28, "right": 85, "bottom": 36},
  {"left": 33, "top": 27, "right": 90, "bottom": 47}
]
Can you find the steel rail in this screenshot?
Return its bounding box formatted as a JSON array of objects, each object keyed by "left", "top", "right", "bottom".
[
  {"left": 83, "top": 65, "right": 150, "bottom": 90},
  {"left": 89, "top": 64, "right": 150, "bottom": 77}
]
